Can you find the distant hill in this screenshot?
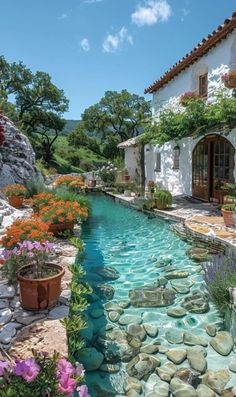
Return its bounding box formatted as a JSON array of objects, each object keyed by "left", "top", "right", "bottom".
[{"left": 62, "top": 120, "right": 80, "bottom": 134}]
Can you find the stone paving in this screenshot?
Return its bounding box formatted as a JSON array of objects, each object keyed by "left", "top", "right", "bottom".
[{"left": 0, "top": 199, "right": 76, "bottom": 359}]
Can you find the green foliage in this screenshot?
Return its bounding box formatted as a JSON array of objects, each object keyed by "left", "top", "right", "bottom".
[
  {"left": 222, "top": 204, "right": 236, "bottom": 211},
  {"left": 141, "top": 93, "right": 236, "bottom": 144},
  {"left": 82, "top": 90, "right": 151, "bottom": 143},
  {"left": 54, "top": 187, "right": 91, "bottom": 214},
  {"left": 25, "top": 176, "right": 48, "bottom": 198},
  {"left": 62, "top": 264, "right": 92, "bottom": 356},
  {"left": 70, "top": 237, "right": 85, "bottom": 252},
  {"left": 153, "top": 190, "right": 173, "bottom": 206}
]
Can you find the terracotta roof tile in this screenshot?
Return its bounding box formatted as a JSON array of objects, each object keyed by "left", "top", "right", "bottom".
[{"left": 145, "top": 11, "right": 236, "bottom": 94}]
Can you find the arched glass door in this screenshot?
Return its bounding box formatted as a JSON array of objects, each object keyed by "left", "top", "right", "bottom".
[{"left": 192, "top": 135, "right": 235, "bottom": 202}]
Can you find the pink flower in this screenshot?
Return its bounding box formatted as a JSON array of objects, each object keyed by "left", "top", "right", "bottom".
[
  {"left": 57, "top": 358, "right": 75, "bottom": 377},
  {"left": 13, "top": 358, "right": 40, "bottom": 382},
  {"left": 58, "top": 373, "right": 76, "bottom": 394},
  {"left": 0, "top": 360, "right": 8, "bottom": 376},
  {"left": 77, "top": 385, "right": 91, "bottom": 397}
]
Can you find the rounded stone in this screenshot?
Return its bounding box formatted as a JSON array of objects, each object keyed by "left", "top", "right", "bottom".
[
  {"left": 166, "top": 349, "right": 187, "bottom": 364},
  {"left": 186, "top": 247, "right": 211, "bottom": 262},
  {"left": 167, "top": 306, "right": 187, "bottom": 318},
  {"left": 229, "top": 357, "right": 236, "bottom": 373},
  {"left": 119, "top": 299, "right": 130, "bottom": 308},
  {"left": 196, "top": 384, "right": 216, "bottom": 397},
  {"left": 108, "top": 311, "right": 121, "bottom": 322},
  {"left": 103, "top": 302, "right": 124, "bottom": 313},
  {"left": 140, "top": 343, "right": 159, "bottom": 354},
  {"left": 127, "top": 324, "right": 146, "bottom": 341},
  {"left": 90, "top": 308, "right": 104, "bottom": 319},
  {"left": 202, "top": 369, "right": 231, "bottom": 395},
  {"left": 124, "top": 376, "right": 142, "bottom": 394},
  {"left": 0, "top": 308, "right": 12, "bottom": 325},
  {"left": 206, "top": 324, "right": 217, "bottom": 337},
  {"left": 79, "top": 347, "right": 104, "bottom": 371},
  {"left": 143, "top": 323, "right": 159, "bottom": 338},
  {"left": 183, "top": 332, "right": 208, "bottom": 347},
  {"left": 165, "top": 329, "right": 183, "bottom": 344},
  {"left": 165, "top": 271, "right": 189, "bottom": 280},
  {"left": 99, "top": 363, "right": 120, "bottom": 373},
  {"left": 186, "top": 346, "right": 207, "bottom": 374},
  {"left": 126, "top": 353, "right": 161, "bottom": 380},
  {"left": 210, "top": 331, "right": 234, "bottom": 356},
  {"left": 118, "top": 314, "right": 142, "bottom": 326},
  {"left": 170, "top": 377, "right": 198, "bottom": 397},
  {"left": 157, "top": 362, "right": 177, "bottom": 382}
]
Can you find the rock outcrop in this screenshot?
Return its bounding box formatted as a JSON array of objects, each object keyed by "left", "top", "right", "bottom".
[{"left": 0, "top": 114, "right": 37, "bottom": 188}]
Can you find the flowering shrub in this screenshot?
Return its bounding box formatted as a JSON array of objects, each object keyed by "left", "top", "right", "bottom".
[
  {"left": 1, "top": 219, "right": 52, "bottom": 249},
  {"left": 0, "top": 240, "right": 55, "bottom": 284},
  {"left": 0, "top": 124, "right": 5, "bottom": 145},
  {"left": 55, "top": 176, "right": 85, "bottom": 190},
  {"left": 39, "top": 200, "right": 88, "bottom": 224},
  {"left": 147, "top": 180, "right": 155, "bottom": 188},
  {"left": 2, "top": 184, "right": 27, "bottom": 197},
  {"left": 203, "top": 251, "right": 236, "bottom": 312},
  {"left": 32, "top": 192, "right": 55, "bottom": 211},
  {"left": 99, "top": 163, "right": 117, "bottom": 186},
  {"left": 179, "top": 91, "right": 200, "bottom": 106},
  {"left": 0, "top": 350, "right": 90, "bottom": 397}
]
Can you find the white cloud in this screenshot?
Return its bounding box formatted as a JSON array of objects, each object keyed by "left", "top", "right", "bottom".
[
  {"left": 103, "top": 27, "right": 133, "bottom": 53},
  {"left": 131, "top": 0, "right": 172, "bottom": 27},
  {"left": 59, "top": 13, "right": 68, "bottom": 20},
  {"left": 80, "top": 38, "right": 91, "bottom": 52},
  {"left": 181, "top": 7, "right": 190, "bottom": 22}
]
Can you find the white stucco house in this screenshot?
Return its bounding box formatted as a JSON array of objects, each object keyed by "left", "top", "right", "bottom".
[{"left": 119, "top": 12, "right": 236, "bottom": 203}]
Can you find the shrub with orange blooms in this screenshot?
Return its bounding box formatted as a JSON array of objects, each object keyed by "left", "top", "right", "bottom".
[
  {"left": 39, "top": 200, "right": 88, "bottom": 225},
  {"left": 32, "top": 192, "right": 55, "bottom": 211},
  {"left": 1, "top": 219, "right": 52, "bottom": 249},
  {"left": 2, "top": 184, "right": 27, "bottom": 197},
  {"left": 54, "top": 175, "right": 85, "bottom": 190}
]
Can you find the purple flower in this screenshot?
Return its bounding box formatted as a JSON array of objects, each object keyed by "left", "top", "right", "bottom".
[
  {"left": 13, "top": 358, "right": 40, "bottom": 382},
  {"left": 77, "top": 385, "right": 91, "bottom": 397},
  {"left": 0, "top": 360, "right": 8, "bottom": 376},
  {"left": 58, "top": 373, "right": 76, "bottom": 395},
  {"left": 57, "top": 358, "right": 75, "bottom": 377}
]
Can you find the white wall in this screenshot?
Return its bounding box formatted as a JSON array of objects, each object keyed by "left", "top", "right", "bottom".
[
  {"left": 145, "top": 129, "right": 236, "bottom": 196},
  {"left": 152, "top": 31, "right": 236, "bottom": 116},
  {"left": 125, "top": 146, "right": 141, "bottom": 182}
]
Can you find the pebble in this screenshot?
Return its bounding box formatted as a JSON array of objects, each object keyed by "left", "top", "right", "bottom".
[
  {"left": 143, "top": 323, "right": 159, "bottom": 337},
  {"left": 118, "top": 314, "right": 142, "bottom": 326},
  {"left": 167, "top": 306, "right": 187, "bottom": 318},
  {"left": 0, "top": 308, "right": 12, "bottom": 325},
  {"left": 183, "top": 332, "right": 208, "bottom": 347},
  {"left": 210, "top": 331, "right": 234, "bottom": 356},
  {"left": 166, "top": 348, "right": 187, "bottom": 364},
  {"left": 165, "top": 329, "right": 183, "bottom": 344},
  {"left": 0, "top": 285, "right": 15, "bottom": 299}
]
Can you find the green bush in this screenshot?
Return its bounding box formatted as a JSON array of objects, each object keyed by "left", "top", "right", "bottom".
[
  {"left": 222, "top": 204, "right": 236, "bottom": 211},
  {"left": 25, "top": 176, "right": 49, "bottom": 198},
  {"left": 153, "top": 190, "right": 173, "bottom": 206}
]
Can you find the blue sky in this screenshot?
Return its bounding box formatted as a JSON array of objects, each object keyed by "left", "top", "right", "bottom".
[{"left": 0, "top": 0, "right": 235, "bottom": 119}]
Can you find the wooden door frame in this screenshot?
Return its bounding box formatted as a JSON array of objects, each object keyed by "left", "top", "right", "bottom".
[{"left": 192, "top": 134, "right": 235, "bottom": 202}]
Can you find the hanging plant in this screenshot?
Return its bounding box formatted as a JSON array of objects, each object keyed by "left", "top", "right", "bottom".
[{"left": 221, "top": 71, "right": 236, "bottom": 89}]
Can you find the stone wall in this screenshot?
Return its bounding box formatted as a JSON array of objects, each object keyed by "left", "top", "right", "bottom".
[{"left": 0, "top": 115, "right": 38, "bottom": 188}]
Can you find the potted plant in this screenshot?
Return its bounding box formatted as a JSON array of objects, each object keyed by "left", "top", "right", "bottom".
[
  {"left": 221, "top": 182, "right": 236, "bottom": 205},
  {"left": 222, "top": 71, "right": 236, "bottom": 89},
  {"left": 221, "top": 204, "right": 236, "bottom": 227},
  {"left": 99, "top": 164, "right": 117, "bottom": 187},
  {"left": 55, "top": 175, "right": 86, "bottom": 192},
  {"left": 39, "top": 199, "right": 88, "bottom": 237},
  {"left": 0, "top": 350, "right": 89, "bottom": 396},
  {"left": 1, "top": 240, "right": 65, "bottom": 310},
  {"left": 147, "top": 180, "right": 156, "bottom": 195},
  {"left": 179, "top": 91, "right": 200, "bottom": 107},
  {"left": 32, "top": 192, "right": 55, "bottom": 213},
  {"left": 2, "top": 184, "right": 27, "bottom": 208},
  {"left": 123, "top": 168, "right": 130, "bottom": 182},
  {"left": 153, "top": 190, "right": 173, "bottom": 210},
  {"left": 0, "top": 218, "right": 52, "bottom": 249}
]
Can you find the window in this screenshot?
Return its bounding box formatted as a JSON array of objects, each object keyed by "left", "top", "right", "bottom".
[
  {"left": 155, "top": 152, "right": 161, "bottom": 172},
  {"left": 199, "top": 73, "right": 208, "bottom": 98},
  {"left": 173, "top": 145, "right": 180, "bottom": 170}
]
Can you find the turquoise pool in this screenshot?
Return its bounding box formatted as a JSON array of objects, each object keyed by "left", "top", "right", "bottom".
[{"left": 80, "top": 193, "right": 236, "bottom": 396}]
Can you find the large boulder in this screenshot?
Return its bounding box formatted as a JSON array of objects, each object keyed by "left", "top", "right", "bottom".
[{"left": 0, "top": 115, "right": 38, "bottom": 188}]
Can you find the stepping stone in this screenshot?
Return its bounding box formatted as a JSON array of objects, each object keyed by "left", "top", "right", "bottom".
[
  {"left": 127, "top": 324, "right": 146, "bottom": 340},
  {"left": 196, "top": 384, "right": 215, "bottom": 397},
  {"left": 165, "top": 272, "right": 189, "bottom": 280},
  {"left": 157, "top": 362, "right": 177, "bottom": 382},
  {"left": 124, "top": 376, "right": 142, "bottom": 394},
  {"left": 140, "top": 343, "right": 159, "bottom": 354},
  {"left": 187, "top": 346, "right": 207, "bottom": 374},
  {"left": 166, "top": 348, "right": 187, "bottom": 364},
  {"left": 205, "top": 324, "right": 217, "bottom": 337},
  {"left": 0, "top": 308, "right": 12, "bottom": 325},
  {"left": 48, "top": 305, "right": 69, "bottom": 320},
  {"left": 202, "top": 369, "right": 231, "bottom": 395},
  {"left": 103, "top": 302, "right": 124, "bottom": 313},
  {"left": 170, "top": 377, "right": 198, "bottom": 397},
  {"left": 119, "top": 299, "right": 130, "bottom": 308},
  {"left": 184, "top": 332, "right": 208, "bottom": 347},
  {"left": 167, "top": 306, "right": 187, "bottom": 318},
  {"left": 0, "top": 285, "right": 15, "bottom": 299},
  {"left": 210, "top": 331, "right": 234, "bottom": 356}
]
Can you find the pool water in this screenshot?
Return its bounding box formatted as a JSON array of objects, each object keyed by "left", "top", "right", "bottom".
[{"left": 80, "top": 193, "right": 236, "bottom": 396}]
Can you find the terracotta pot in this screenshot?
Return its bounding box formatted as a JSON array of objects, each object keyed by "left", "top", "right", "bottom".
[
  {"left": 17, "top": 263, "right": 65, "bottom": 311},
  {"left": 154, "top": 199, "right": 167, "bottom": 210},
  {"left": 8, "top": 195, "right": 24, "bottom": 209},
  {"left": 48, "top": 222, "right": 75, "bottom": 237},
  {"left": 124, "top": 175, "right": 130, "bottom": 182},
  {"left": 224, "top": 73, "right": 236, "bottom": 89},
  {"left": 221, "top": 208, "right": 236, "bottom": 227}
]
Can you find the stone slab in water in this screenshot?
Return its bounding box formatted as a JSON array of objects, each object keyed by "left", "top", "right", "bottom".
[
  {"left": 165, "top": 329, "right": 183, "bottom": 344},
  {"left": 143, "top": 323, "right": 159, "bottom": 337},
  {"left": 126, "top": 353, "right": 161, "bottom": 380},
  {"left": 166, "top": 348, "right": 187, "bottom": 364},
  {"left": 202, "top": 369, "right": 231, "bottom": 395},
  {"left": 170, "top": 377, "right": 198, "bottom": 397},
  {"left": 183, "top": 332, "right": 208, "bottom": 347},
  {"left": 118, "top": 314, "right": 142, "bottom": 325},
  {"left": 167, "top": 306, "right": 187, "bottom": 318},
  {"left": 186, "top": 247, "right": 211, "bottom": 262},
  {"left": 129, "top": 286, "right": 175, "bottom": 307},
  {"left": 210, "top": 331, "right": 234, "bottom": 356},
  {"left": 92, "top": 266, "right": 120, "bottom": 280},
  {"left": 187, "top": 346, "right": 207, "bottom": 374}
]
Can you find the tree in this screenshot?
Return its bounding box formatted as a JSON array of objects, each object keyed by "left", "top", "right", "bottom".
[
  {"left": 82, "top": 90, "right": 151, "bottom": 143},
  {"left": 0, "top": 56, "right": 69, "bottom": 162},
  {"left": 68, "top": 122, "right": 102, "bottom": 156}
]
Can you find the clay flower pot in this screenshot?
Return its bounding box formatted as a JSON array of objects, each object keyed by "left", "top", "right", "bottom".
[
  {"left": 48, "top": 222, "right": 75, "bottom": 237},
  {"left": 223, "top": 71, "right": 236, "bottom": 89},
  {"left": 8, "top": 195, "right": 24, "bottom": 209},
  {"left": 221, "top": 208, "right": 236, "bottom": 227},
  {"left": 124, "top": 175, "right": 130, "bottom": 182},
  {"left": 17, "top": 263, "right": 65, "bottom": 311},
  {"left": 154, "top": 199, "right": 167, "bottom": 210}
]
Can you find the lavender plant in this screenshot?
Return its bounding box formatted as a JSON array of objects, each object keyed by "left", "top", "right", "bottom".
[{"left": 203, "top": 250, "right": 236, "bottom": 312}]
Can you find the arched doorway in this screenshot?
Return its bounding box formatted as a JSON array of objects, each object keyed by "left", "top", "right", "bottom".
[{"left": 192, "top": 135, "right": 235, "bottom": 202}]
